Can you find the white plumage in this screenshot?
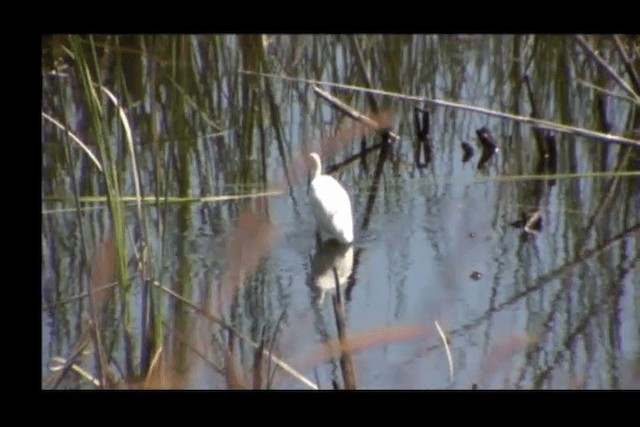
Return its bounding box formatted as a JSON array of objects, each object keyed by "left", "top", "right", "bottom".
[{"left": 308, "top": 152, "right": 354, "bottom": 245}]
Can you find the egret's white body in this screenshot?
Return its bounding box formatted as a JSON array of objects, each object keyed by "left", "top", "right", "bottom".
[{"left": 308, "top": 152, "right": 354, "bottom": 245}]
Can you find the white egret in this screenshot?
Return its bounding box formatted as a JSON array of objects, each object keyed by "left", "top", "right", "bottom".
[{"left": 308, "top": 152, "right": 354, "bottom": 245}]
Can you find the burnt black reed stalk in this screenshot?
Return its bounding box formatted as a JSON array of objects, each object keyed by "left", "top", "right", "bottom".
[
  {"left": 361, "top": 136, "right": 392, "bottom": 230},
  {"left": 544, "top": 133, "right": 558, "bottom": 175},
  {"left": 413, "top": 107, "right": 432, "bottom": 168},
  {"left": 596, "top": 89, "right": 613, "bottom": 134},
  {"left": 258, "top": 92, "right": 268, "bottom": 187},
  {"left": 339, "top": 135, "right": 393, "bottom": 306},
  {"left": 359, "top": 136, "right": 369, "bottom": 170},
  {"left": 529, "top": 153, "right": 551, "bottom": 218},
  {"left": 327, "top": 141, "right": 382, "bottom": 174},
  {"left": 331, "top": 267, "right": 357, "bottom": 390}
]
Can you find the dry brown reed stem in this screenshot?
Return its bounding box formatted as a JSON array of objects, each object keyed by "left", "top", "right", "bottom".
[
  {"left": 88, "top": 237, "right": 116, "bottom": 388},
  {"left": 224, "top": 350, "right": 246, "bottom": 389},
  {"left": 301, "top": 323, "right": 431, "bottom": 372},
  {"left": 573, "top": 35, "right": 640, "bottom": 103},
  {"left": 134, "top": 343, "right": 186, "bottom": 389},
  {"left": 312, "top": 85, "right": 400, "bottom": 142},
  {"left": 240, "top": 71, "right": 640, "bottom": 148},
  {"left": 143, "top": 347, "right": 165, "bottom": 389},
  {"left": 90, "top": 238, "right": 116, "bottom": 316},
  {"left": 154, "top": 282, "right": 319, "bottom": 389}
]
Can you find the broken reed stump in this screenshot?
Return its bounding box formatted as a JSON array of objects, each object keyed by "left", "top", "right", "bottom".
[
  {"left": 461, "top": 142, "right": 474, "bottom": 163},
  {"left": 413, "top": 107, "right": 433, "bottom": 168},
  {"left": 312, "top": 85, "right": 400, "bottom": 142},
  {"left": 510, "top": 210, "right": 543, "bottom": 235}
]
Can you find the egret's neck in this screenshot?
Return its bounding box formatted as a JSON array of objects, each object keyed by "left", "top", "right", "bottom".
[{"left": 310, "top": 153, "right": 322, "bottom": 179}]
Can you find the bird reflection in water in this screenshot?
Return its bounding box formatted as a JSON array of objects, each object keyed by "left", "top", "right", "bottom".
[{"left": 309, "top": 239, "right": 354, "bottom": 304}]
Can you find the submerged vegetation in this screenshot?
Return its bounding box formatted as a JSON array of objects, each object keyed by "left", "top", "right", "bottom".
[{"left": 42, "top": 35, "right": 639, "bottom": 389}]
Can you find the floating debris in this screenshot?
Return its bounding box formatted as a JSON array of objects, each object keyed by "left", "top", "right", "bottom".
[
  {"left": 461, "top": 141, "right": 474, "bottom": 163},
  {"left": 476, "top": 127, "right": 499, "bottom": 153},
  {"left": 510, "top": 210, "right": 543, "bottom": 235},
  {"left": 470, "top": 271, "right": 482, "bottom": 281},
  {"left": 476, "top": 127, "right": 499, "bottom": 169}
]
